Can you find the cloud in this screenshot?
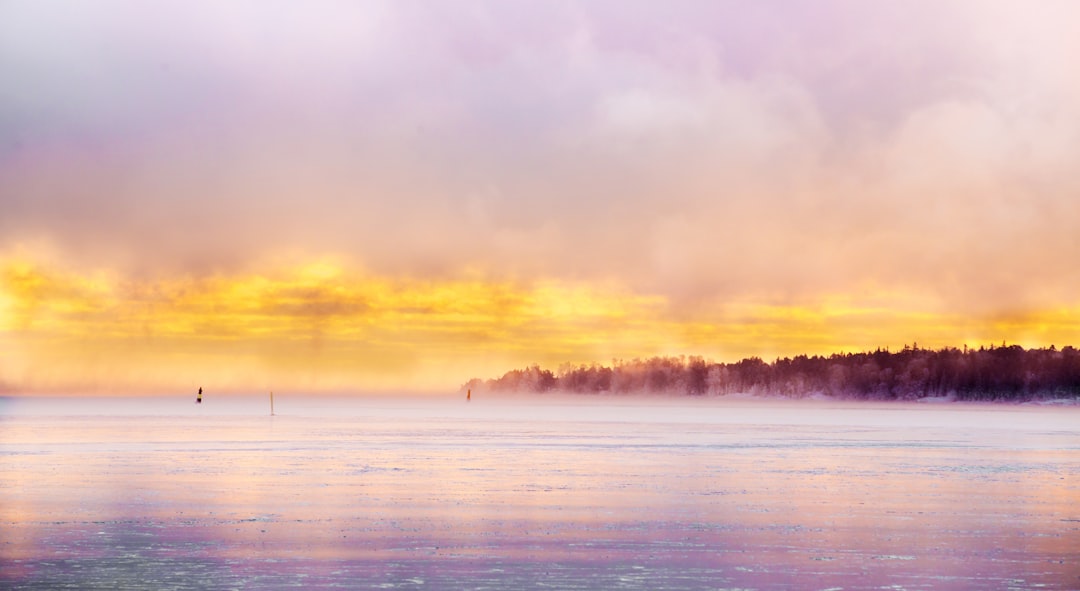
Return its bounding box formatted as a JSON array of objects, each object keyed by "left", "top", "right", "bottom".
[
  {"left": 1, "top": 0, "right": 1079, "bottom": 358},
  {"left": 0, "top": 254, "right": 682, "bottom": 391},
  {"left": 4, "top": 251, "right": 1079, "bottom": 393}
]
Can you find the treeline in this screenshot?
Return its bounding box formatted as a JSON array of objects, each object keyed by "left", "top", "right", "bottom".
[{"left": 463, "top": 345, "right": 1080, "bottom": 401}]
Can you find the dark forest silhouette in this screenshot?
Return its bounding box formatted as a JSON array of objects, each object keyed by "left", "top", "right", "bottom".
[{"left": 464, "top": 344, "right": 1080, "bottom": 401}]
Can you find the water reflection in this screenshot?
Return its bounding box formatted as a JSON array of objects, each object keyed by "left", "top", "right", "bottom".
[{"left": 2, "top": 397, "right": 1078, "bottom": 589}]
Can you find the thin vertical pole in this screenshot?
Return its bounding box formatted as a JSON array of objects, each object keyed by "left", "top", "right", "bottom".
[{"left": 270, "top": 391, "right": 275, "bottom": 416}]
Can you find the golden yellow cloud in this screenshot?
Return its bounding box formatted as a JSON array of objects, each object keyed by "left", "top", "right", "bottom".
[
  {"left": 0, "top": 255, "right": 668, "bottom": 392},
  {"left": 1, "top": 253, "right": 1075, "bottom": 394}
]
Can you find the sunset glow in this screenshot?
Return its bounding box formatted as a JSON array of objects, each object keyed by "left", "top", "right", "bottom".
[
  {"left": 3, "top": 251, "right": 1077, "bottom": 392},
  {"left": 2, "top": 1, "right": 1079, "bottom": 393}
]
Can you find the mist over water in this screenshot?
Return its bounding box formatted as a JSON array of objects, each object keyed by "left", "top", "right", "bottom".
[{"left": 2, "top": 395, "right": 1078, "bottom": 590}]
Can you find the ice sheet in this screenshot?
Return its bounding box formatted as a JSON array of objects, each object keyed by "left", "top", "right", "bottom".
[{"left": 2, "top": 395, "right": 1078, "bottom": 589}]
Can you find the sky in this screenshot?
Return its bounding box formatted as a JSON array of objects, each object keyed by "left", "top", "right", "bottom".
[{"left": 2, "top": 1, "right": 1079, "bottom": 394}]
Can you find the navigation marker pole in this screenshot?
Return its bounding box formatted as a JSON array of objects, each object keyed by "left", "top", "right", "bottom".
[{"left": 270, "top": 391, "right": 275, "bottom": 416}]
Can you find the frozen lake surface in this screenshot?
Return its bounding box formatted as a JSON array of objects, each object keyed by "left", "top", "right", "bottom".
[{"left": 2, "top": 395, "right": 1078, "bottom": 590}]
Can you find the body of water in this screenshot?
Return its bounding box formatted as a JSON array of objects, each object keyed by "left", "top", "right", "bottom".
[{"left": 1, "top": 395, "right": 1078, "bottom": 590}]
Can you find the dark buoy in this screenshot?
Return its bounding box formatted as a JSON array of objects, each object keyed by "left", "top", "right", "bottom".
[{"left": 196, "top": 387, "right": 203, "bottom": 404}]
